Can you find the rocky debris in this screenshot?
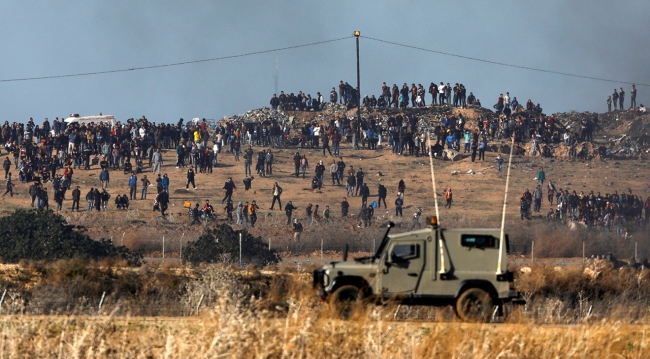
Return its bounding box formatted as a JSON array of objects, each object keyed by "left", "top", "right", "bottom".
[{"left": 442, "top": 149, "right": 463, "bottom": 161}]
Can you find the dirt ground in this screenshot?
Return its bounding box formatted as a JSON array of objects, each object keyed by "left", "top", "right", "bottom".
[{"left": 1, "top": 107, "right": 649, "bottom": 255}]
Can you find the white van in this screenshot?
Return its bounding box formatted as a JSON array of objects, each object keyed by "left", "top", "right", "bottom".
[{"left": 64, "top": 114, "right": 116, "bottom": 128}]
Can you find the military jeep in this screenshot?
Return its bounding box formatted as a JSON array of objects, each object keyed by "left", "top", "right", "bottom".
[{"left": 313, "top": 218, "right": 522, "bottom": 321}]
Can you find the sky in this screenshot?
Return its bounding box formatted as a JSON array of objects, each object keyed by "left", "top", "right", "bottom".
[{"left": 1, "top": 1, "right": 649, "bottom": 125}]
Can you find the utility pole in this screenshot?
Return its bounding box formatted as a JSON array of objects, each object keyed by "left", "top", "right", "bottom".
[{"left": 354, "top": 30, "right": 361, "bottom": 147}]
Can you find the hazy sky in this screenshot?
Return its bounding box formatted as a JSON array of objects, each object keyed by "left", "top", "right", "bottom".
[{"left": 1, "top": 1, "right": 649, "bottom": 124}]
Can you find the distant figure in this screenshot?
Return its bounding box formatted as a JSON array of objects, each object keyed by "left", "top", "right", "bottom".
[{"left": 293, "top": 219, "right": 303, "bottom": 241}]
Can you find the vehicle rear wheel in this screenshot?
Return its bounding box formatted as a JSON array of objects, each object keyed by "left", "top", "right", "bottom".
[
  {"left": 329, "top": 285, "right": 361, "bottom": 320},
  {"left": 455, "top": 288, "right": 493, "bottom": 322}
]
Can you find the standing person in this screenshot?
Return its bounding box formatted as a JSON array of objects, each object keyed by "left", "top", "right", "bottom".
[
  {"left": 305, "top": 203, "right": 313, "bottom": 225},
  {"left": 270, "top": 182, "right": 283, "bottom": 210},
  {"left": 619, "top": 87, "right": 625, "bottom": 110},
  {"left": 141, "top": 175, "right": 151, "bottom": 200},
  {"left": 612, "top": 89, "right": 619, "bottom": 111},
  {"left": 224, "top": 200, "right": 234, "bottom": 223},
  {"left": 322, "top": 133, "right": 332, "bottom": 157},
  {"left": 495, "top": 153, "right": 504, "bottom": 172},
  {"left": 293, "top": 152, "right": 301, "bottom": 178},
  {"left": 54, "top": 188, "right": 64, "bottom": 211},
  {"left": 161, "top": 173, "right": 170, "bottom": 193},
  {"left": 355, "top": 167, "right": 365, "bottom": 196},
  {"left": 398, "top": 179, "right": 406, "bottom": 199},
  {"left": 94, "top": 188, "right": 101, "bottom": 212},
  {"left": 630, "top": 85, "right": 637, "bottom": 109},
  {"left": 243, "top": 145, "right": 253, "bottom": 177},
  {"left": 315, "top": 160, "right": 326, "bottom": 188},
  {"left": 377, "top": 183, "right": 387, "bottom": 208},
  {"left": 151, "top": 148, "right": 163, "bottom": 175},
  {"left": 410, "top": 208, "right": 423, "bottom": 230},
  {"left": 337, "top": 157, "right": 346, "bottom": 183},
  {"left": 547, "top": 180, "right": 556, "bottom": 205},
  {"left": 445, "top": 187, "right": 453, "bottom": 208},
  {"left": 284, "top": 200, "right": 297, "bottom": 225},
  {"left": 478, "top": 138, "right": 486, "bottom": 161},
  {"left": 99, "top": 168, "right": 110, "bottom": 189},
  {"left": 86, "top": 187, "right": 95, "bottom": 211},
  {"left": 29, "top": 181, "right": 39, "bottom": 207},
  {"left": 236, "top": 202, "right": 244, "bottom": 225},
  {"left": 101, "top": 189, "right": 110, "bottom": 211},
  {"left": 533, "top": 185, "right": 543, "bottom": 213},
  {"left": 186, "top": 166, "right": 197, "bottom": 190},
  {"left": 470, "top": 140, "right": 478, "bottom": 162},
  {"left": 128, "top": 173, "right": 137, "bottom": 200},
  {"left": 346, "top": 172, "right": 356, "bottom": 197},
  {"left": 330, "top": 160, "right": 340, "bottom": 186},
  {"left": 221, "top": 177, "right": 236, "bottom": 203},
  {"left": 292, "top": 219, "right": 303, "bottom": 241},
  {"left": 537, "top": 167, "right": 545, "bottom": 188},
  {"left": 300, "top": 154, "right": 308, "bottom": 179},
  {"left": 248, "top": 200, "right": 259, "bottom": 227},
  {"left": 324, "top": 205, "right": 330, "bottom": 222},
  {"left": 607, "top": 96, "right": 612, "bottom": 112},
  {"left": 158, "top": 188, "right": 169, "bottom": 216},
  {"left": 265, "top": 149, "right": 274, "bottom": 175},
  {"left": 341, "top": 197, "right": 350, "bottom": 217},
  {"left": 71, "top": 186, "right": 81, "bottom": 212},
  {"left": 395, "top": 195, "right": 403, "bottom": 217},
  {"left": 359, "top": 183, "right": 370, "bottom": 205}
]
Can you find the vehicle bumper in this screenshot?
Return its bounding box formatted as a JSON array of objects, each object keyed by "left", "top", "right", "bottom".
[{"left": 500, "top": 290, "right": 526, "bottom": 305}]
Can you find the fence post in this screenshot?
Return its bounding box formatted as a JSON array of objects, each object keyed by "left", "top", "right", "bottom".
[
  {"left": 121, "top": 232, "right": 125, "bottom": 246},
  {"left": 180, "top": 232, "right": 185, "bottom": 261},
  {"left": 0, "top": 289, "right": 7, "bottom": 315},
  {"left": 582, "top": 241, "right": 585, "bottom": 265},
  {"left": 635, "top": 242, "right": 638, "bottom": 262},
  {"left": 196, "top": 293, "right": 204, "bottom": 316},
  {"left": 269, "top": 237, "right": 271, "bottom": 251},
  {"left": 239, "top": 232, "right": 242, "bottom": 266},
  {"left": 162, "top": 236, "right": 165, "bottom": 259},
  {"left": 321, "top": 237, "right": 323, "bottom": 260},
  {"left": 531, "top": 241, "right": 534, "bottom": 263}
]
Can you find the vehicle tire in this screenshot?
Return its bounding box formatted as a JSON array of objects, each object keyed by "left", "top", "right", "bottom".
[
  {"left": 455, "top": 288, "right": 493, "bottom": 322},
  {"left": 329, "top": 285, "right": 361, "bottom": 320}
]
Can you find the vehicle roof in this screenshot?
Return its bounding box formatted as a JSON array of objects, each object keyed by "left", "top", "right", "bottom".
[{"left": 388, "top": 227, "right": 503, "bottom": 240}]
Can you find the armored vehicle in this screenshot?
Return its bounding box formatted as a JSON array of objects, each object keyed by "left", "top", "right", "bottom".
[{"left": 313, "top": 217, "right": 522, "bottom": 321}]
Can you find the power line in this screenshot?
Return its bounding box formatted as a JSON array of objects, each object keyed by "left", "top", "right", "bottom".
[
  {"left": 0, "top": 36, "right": 351, "bottom": 83},
  {"left": 361, "top": 35, "right": 649, "bottom": 87}
]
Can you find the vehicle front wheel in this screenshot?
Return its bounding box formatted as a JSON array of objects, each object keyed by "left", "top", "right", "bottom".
[
  {"left": 455, "top": 288, "right": 493, "bottom": 322},
  {"left": 329, "top": 285, "right": 361, "bottom": 320}
]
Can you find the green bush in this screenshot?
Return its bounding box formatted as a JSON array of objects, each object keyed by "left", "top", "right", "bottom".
[
  {"left": 183, "top": 224, "right": 280, "bottom": 266},
  {"left": 0, "top": 209, "right": 142, "bottom": 265}
]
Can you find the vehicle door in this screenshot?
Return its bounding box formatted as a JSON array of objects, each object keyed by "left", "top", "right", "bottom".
[{"left": 380, "top": 241, "right": 425, "bottom": 294}]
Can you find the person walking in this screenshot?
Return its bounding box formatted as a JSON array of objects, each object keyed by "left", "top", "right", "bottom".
[
  {"left": 222, "top": 177, "right": 236, "bottom": 203},
  {"left": 292, "top": 219, "right": 303, "bottom": 241},
  {"left": 359, "top": 183, "right": 370, "bottom": 205},
  {"left": 2, "top": 173, "right": 13, "bottom": 197},
  {"left": 86, "top": 187, "right": 95, "bottom": 211},
  {"left": 293, "top": 152, "right": 301, "bottom": 178},
  {"left": 305, "top": 203, "right": 313, "bottom": 225},
  {"left": 533, "top": 185, "right": 543, "bottom": 213},
  {"left": 496, "top": 153, "right": 504, "bottom": 172},
  {"left": 346, "top": 172, "right": 356, "bottom": 197},
  {"left": 158, "top": 188, "right": 169, "bottom": 216},
  {"left": 537, "top": 167, "right": 545, "bottom": 188},
  {"left": 355, "top": 168, "right": 365, "bottom": 196},
  {"left": 152, "top": 148, "right": 163, "bottom": 175},
  {"left": 265, "top": 149, "right": 274, "bottom": 175},
  {"left": 300, "top": 154, "right": 309, "bottom": 179},
  {"left": 270, "top": 182, "right": 283, "bottom": 210}
]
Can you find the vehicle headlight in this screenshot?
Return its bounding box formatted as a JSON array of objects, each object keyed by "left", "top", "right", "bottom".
[{"left": 323, "top": 273, "right": 330, "bottom": 287}]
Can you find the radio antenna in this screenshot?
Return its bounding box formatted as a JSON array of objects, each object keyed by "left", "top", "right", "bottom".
[
  {"left": 497, "top": 135, "right": 515, "bottom": 275},
  {"left": 427, "top": 127, "right": 445, "bottom": 275}
]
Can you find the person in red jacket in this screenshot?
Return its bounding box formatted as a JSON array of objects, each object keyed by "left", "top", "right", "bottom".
[{"left": 445, "top": 188, "right": 453, "bottom": 208}]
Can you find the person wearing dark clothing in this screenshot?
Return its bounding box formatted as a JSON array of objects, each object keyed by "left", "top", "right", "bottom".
[
  {"left": 341, "top": 197, "right": 350, "bottom": 217},
  {"left": 186, "top": 166, "right": 197, "bottom": 189},
  {"left": 355, "top": 168, "right": 364, "bottom": 196},
  {"left": 284, "top": 201, "right": 297, "bottom": 225},
  {"left": 72, "top": 186, "right": 81, "bottom": 211},
  {"left": 29, "top": 182, "right": 39, "bottom": 207},
  {"left": 359, "top": 183, "right": 370, "bottom": 204},
  {"left": 243, "top": 176, "right": 254, "bottom": 190},
  {"left": 377, "top": 184, "right": 387, "bottom": 208},
  {"left": 158, "top": 189, "right": 169, "bottom": 216},
  {"left": 3, "top": 157, "right": 10, "bottom": 178},
  {"left": 94, "top": 188, "right": 101, "bottom": 212},
  {"left": 293, "top": 152, "right": 301, "bottom": 178},
  {"left": 222, "top": 177, "right": 236, "bottom": 203},
  {"left": 270, "top": 182, "right": 283, "bottom": 210},
  {"left": 395, "top": 196, "right": 403, "bottom": 217}
]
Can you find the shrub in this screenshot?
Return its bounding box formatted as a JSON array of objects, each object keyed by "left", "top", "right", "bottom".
[
  {"left": 183, "top": 224, "right": 280, "bottom": 266},
  {"left": 0, "top": 209, "right": 142, "bottom": 265}
]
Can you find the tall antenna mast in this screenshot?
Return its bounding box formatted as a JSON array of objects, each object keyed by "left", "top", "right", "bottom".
[
  {"left": 273, "top": 57, "right": 279, "bottom": 95},
  {"left": 497, "top": 135, "right": 516, "bottom": 275},
  {"left": 427, "top": 127, "right": 445, "bottom": 275}
]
